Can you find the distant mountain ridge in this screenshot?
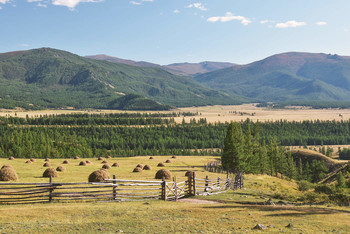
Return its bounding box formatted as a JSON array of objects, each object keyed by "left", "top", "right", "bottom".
[
  {"left": 0, "top": 48, "right": 242, "bottom": 110},
  {"left": 85, "top": 54, "right": 236, "bottom": 76},
  {"left": 194, "top": 52, "right": 350, "bottom": 102}
]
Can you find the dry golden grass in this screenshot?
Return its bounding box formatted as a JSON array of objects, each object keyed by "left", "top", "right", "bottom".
[{"left": 2, "top": 104, "right": 350, "bottom": 123}]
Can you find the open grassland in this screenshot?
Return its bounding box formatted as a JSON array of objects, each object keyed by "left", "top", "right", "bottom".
[
  {"left": 0, "top": 156, "right": 220, "bottom": 183},
  {"left": 2, "top": 104, "right": 350, "bottom": 123},
  {"left": 0, "top": 172, "right": 349, "bottom": 233}
]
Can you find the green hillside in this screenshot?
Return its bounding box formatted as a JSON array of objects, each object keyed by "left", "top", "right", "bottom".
[
  {"left": 195, "top": 52, "right": 350, "bottom": 102},
  {"left": 0, "top": 48, "right": 243, "bottom": 110}
]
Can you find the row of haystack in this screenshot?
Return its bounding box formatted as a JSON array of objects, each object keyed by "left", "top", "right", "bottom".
[{"left": 133, "top": 164, "right": 152, "bottom": 172}]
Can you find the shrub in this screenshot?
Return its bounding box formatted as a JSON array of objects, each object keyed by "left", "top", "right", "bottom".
[
  {"left": 315, "top": 184, "right": 334, "bottom": 194},
  {"left": 297, "top": 180, "right": 314, "bottom": 191}
]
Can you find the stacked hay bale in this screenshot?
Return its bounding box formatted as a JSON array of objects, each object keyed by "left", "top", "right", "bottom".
[
  {"left": 25, "top": 160, "right": 32, "bottom": 164},
  {"left": 43, "top": 168, "right": 58, "bottom": 178},
  {"left": 185, "top": 170, "right": 194, "bottom": 177},
  {"left": 62, "top": 160, "right": 69, "bottom": 164},
  {"left": 86, "top": 160, "right": 92, "bottom": 164},
  {"left": 88, "top": 169, "right": 110, "bottom": 182},
  {"left": 136, "top": 164, "right": 144, "bottom": 169},
  {"left": 43, "top": 162, "right": 51, "bottom": 167},
  {"left": 165, "top": 159, "right": 172, "bottom": 163},
  {"left": 133, "top": 167, "right": 142, "bottom": 172},
  {"left": 143, "top": 165, "right": 152, "bottom": 170},
  {"left": 56, "top": 166, "right": 66, "bottom": 172},
  {"left": 79, "top": 161, "right": 87, "bottom": 166},
  {"left": 8, "top": 157, "right": 15, "bottom": 160},
  {"left": 74, "top": 156, "right": 80, "bottom": 160},
  {"left": 157, "top": 162, "right": 165, "bottom": 167},
  {"left": 0, "top": 165, "right": 18, "bottom": 181},
  {"left": 155, "top": 169, "right": 172, "bottom": 180},
  {"left": 102, "top": 164, "right": 111, "bottom": 169},
  {"left": 112, "top": 162, "right": 119, "bottom": 167},
  {"left": 149, "top": 156, "right": 154, "bottom": 159},
  {"left": 102, "top": 160, "right": 108, "bottom": 164}
]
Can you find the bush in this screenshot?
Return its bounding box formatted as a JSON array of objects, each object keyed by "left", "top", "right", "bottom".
[
  {"left": 315, "top": 184, "right": 334, "bottom": 194},
  {"left": 297, "top": 180, "right": 314, "bottom": 191}
]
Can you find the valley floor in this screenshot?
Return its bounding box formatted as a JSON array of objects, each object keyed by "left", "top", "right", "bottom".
[{"left": 2, "top": 104, "right": 350, "bottom": 123}]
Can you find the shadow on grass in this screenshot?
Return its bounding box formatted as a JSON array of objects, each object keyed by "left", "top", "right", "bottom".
[{"left": 204, "top": 203, "right": 350, "bottom": 216}]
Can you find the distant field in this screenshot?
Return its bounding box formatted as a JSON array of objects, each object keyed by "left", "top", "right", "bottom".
[
  {"left": 1, "top": 104, "right": 350, "bottom": 123},
  {"left": 0, "top": 156, "right": 220, "bottom": 183}
]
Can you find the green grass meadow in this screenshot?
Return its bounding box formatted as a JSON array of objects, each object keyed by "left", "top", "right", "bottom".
[{"left": 0, "top": 156, "right": 349, "bottom": 233}]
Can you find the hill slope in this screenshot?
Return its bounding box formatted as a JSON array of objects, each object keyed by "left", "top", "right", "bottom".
[
  {"left": 86, "top": 55, "right": 236, "bottom": 76},
  {"left": 195, "top": 52, "right": 350, "bottom": 102},
  {"left": 0, "top": 48, "right": 243, "bottom": 110}
]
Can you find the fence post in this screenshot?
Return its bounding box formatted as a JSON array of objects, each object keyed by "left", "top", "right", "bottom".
[
  {"left": 205, "top": 175, "right": 209, "bottom": 192},
  {"left": 162, "top": 177, "right": 167, "bottom": 200},
  {"left": 174, "top": 176, "right": 178, "bottom": 201},
  {"left": 217, "top": 177, "right": 220, "bottom": 190},
  {"left": 192, "top": 172, "right": 196, "bottom": 196},
  {"left": 188, "top": 174, "right": 192, "bottom": 196},
  {"left": 49, "top": 176, "right": 53, "bottom": 203},
  {"left": 113, "top": 175, "right": 117, "bottom": 200}
]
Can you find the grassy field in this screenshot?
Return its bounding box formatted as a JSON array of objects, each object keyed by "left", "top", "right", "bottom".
[
  {"left": 2, "top": 104, "right": 350, "bottom": 123},
  {"left": 0, "top": 156, "right": 350, "bottom": 233}
]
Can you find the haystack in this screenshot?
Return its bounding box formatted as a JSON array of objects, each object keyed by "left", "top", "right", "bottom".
[
  {"left": 136, "top": 164, "right": 144, "bottom": 169},
  {"left": 112, "top": 162, "right": 119, "bottom": 167},
  {"left": 155, "top": 169, "right": 172, "bottom": 180},
  {"left": 102, "top": 164, "right": 111, "bottom": 169},
  {"left": 157, "top": 162, "right": 165, "bottom": 167},
  {"left": 0, "top": 166, "right": 18, "bottom": 181},
  {"left": 43, "top": 168, "right": 58, "bottom": 178},
  {"left": 133, "top": 167, "right": 143, "bottom": 172},
  {"left": 79, "top": 161, "right": 87, "bottom": 166},
  {"left": 43, "top": 162, "right": 51, "bottom": 167},
  {"left": 88, "top": 169, "right": 110, "bottom": 182},
  {"left": 165, "top": 159, "right": 172, "bottom": 163},
  {"left": 74, "top": 156, "right": 80, "bottom": 160},
  {"left": 185, "top": 170, "right": 194, "bottom": 177},
  {"left": 143, "top": 165, "right": 152, "bottom": 170},
  {"left": 8, "top": 157, "right": 15, "bottom": 160},
  {"left": 25, "top": 160, "right": 32, "bottom": 164},
  {"left": 98, "top": 156, "right": 103, "bottom": 161},
  {"left": 149, "top": 156, "right": 154, "bottom": 159},
  {"left": 1, "top": 164, "right": 14, "bottom": 170},
  {"left": 86, "top": 160, "right": 92, "bottom": 164},
  {"left": 102, "top": 160, "right": 108, "bottom": 164},
  {"left": 45, "top": 158, "right": 50, "bottom": 162},
  {"left": 56, "top": 166, "right": 66, "bottom": 172},
  {"left": 62, "top": 160, "right": 69, "bottom": 164},
  {"left": 106, "top": 156, "right": 111, "bottom": 159},
  {"left": 30, "top": 158, "right": 36, "bottom": 162},
  {"left": 171, "top": 156, "right": 177, "bottom": 159}
]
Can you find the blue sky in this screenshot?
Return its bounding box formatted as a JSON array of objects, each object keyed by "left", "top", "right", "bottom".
[{"left": 0, "top": 0, "right": 349, "bottom": 65}]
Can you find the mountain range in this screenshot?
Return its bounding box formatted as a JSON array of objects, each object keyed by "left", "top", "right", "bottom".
[
  {"left": 85, "top": 54, "right": 236, "bottom": 76},
  {"left": 0, "top": 48, "right": 242, "bottom": 110},
  {"left": 194, "top": 52, "right": 350, "bottom": 102},
  {"left": 1, "top": 48, "right": 350, "bottom": 110}
]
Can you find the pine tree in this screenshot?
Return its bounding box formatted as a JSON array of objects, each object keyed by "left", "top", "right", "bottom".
[
  {"left": 222, "top": 122, "right": 245, "bottom": 173},
  {"left": 336, "top": 173, "right": 346, "bottom": 188}
]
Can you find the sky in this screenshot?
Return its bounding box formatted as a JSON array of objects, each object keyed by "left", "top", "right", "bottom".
[{"left": 0, "top": 0, "right": 349, "bottom": 65}]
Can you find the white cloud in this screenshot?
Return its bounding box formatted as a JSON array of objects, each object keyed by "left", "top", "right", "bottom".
[
  {"left": 19, "top": 43, "right": 30, "bottom": 47},
  {"left": 275, "top": 20, "right": 306, "bottom": 28},
  {"left": 173, "top": 9, "right": 179, "bottom": 14},
  {"left": 0, "top": 0, "right": 11, "bottom": 4},
  {"left": 316, "top": 21, "right": 327, "bottom": 26},
  {"left": 130, "top": 0, "right": 153, "bottom": 5},
  {"left": 260, "top": 20, "right": 274, "bottom": 24},
  {"left": 52, "top": 0, "right": 103, "bottom": 9},
  {"left": 186, "top": 3, "right": 207, "bottom": 11},
  {"left": 0, "top": 6, "right": 2, "bottom": 9},
  {"left": 207, "top": 12, "right": 251, "bottom": 26}
]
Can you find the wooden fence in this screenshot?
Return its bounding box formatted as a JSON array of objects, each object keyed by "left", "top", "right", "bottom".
[{"left": 0, "top": 173, "right": 232, "bottom": 205}]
